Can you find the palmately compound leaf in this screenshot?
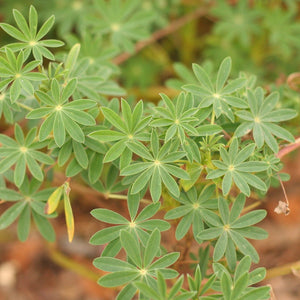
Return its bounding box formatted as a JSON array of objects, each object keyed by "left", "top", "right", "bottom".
[
  {"left": 88, "top": 99, "right": 150, "bottom": 168},
  {"left": 90, "top": 201, "right": 170, "bottom": 257},
  {"left": 94, "top": 229, "right": 179, "bottom": 294},
  {"left": 164, "top": 185, "right": 217, "bottom": 242},
  {"left": 0, "top": 47, "right": 46, "bottom": 102},
  {"left": 235, "top": 89, "right": 297, "bottom": 153},
  {"left": 27, "top": 78, "right": 96, "bottom": 146},
  {"left": 183, "top": 57, "right": 246, "bottom": 122},
  {"left": 0, "top": 5, "right": 64, "bottom": 61},
  {"left": 121, "top": 130, "right": 189, "bottom": 202},
  {"left": 206, "top": 139, "right": 268, "bottom": 196},
  {"left": 0, "top": 177, "right": 56, "bottom": 241},
  {"left": 0, "top": 125, "right": 54, "bottom": 187},
  {"left": 198, "top": 195, "right": 268, "bottom": 265},
  {"left": 92, "top": 0, "right": 154, "bottom": 52}
]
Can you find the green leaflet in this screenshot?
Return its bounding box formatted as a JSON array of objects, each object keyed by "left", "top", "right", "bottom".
[
  {"left": 235, "top": 89, "right": 297, "bottom": 153},
  {"left": 184, "top": 57, "right": 247, "bottom": 121},
  {"left": 0, "top": 125, "right": 54, "bottom": 187},
  {"left": 198, "top": 197, "right": 267, "bottom": 264},
  {"left": 207, "top": 139, "right": 268, "bottom": 196},
  {"left": 27, "top": 78, "right": 96, "bottom": 147},
  {"left": 0, "top": 6, "right": 64, "bottom": 61}
]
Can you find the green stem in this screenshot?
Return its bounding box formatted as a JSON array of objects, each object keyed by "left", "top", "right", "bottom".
[
  {"left": 210, "top": 111, "right": 215, "bottom": 125},
  {"left": 108, "top": 193, "right": 152, "bottom": 204},
  {"left": 266, "top": 260, "right": 300, "bottom": 279},
  {"left": 107, "top": 193, "right": 127, "bottom": 200},
  {"left": 241, "top": 200, "right": 262, "bottom": 213},
  {"left": 175, "top": 159, "right": 189, "bottom": 164},
  {"left": 16, "top": 101, "right": 33, "bottom": 111},
  {"left": 48, "top": 246, "right": 100, "bottom": 282}
]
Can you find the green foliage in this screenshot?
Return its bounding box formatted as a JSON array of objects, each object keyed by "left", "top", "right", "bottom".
[
  {"left": 120, "top": 129, "right": 190, "bottom": 201},
  {"left": 184, "top": 57, "right": 247, "bottom": 121},
  {"left": 0, "top": 2, "right": 298, "bottom": 299},
  {"left": 235, "top": 89, "right": 296, "bottom": 153},
  {"left": 27, "top": 78, "right": 96, "bottom": 146},
  {"left": 206, "top": 139, "right": 268, "bottom": 196},
  {"left": 211, "top": 0, "right": 261, "bottom": 47},
  {"left": 0, "top": 177, "right": 56, "bottom": 241},
  {"left": 90, "top": 200, "right": 170, "bottom": 257},
  {"left": 212, "top": 256, "right": 270, "bottom": 300},
  {"left": 0, "top": 124, "right": 54, "bottom": 186},
  {"left": 91, "top": 0, "right": 154, "bottom": 52},
  {"left": 263, "top": 8, "right": 300, "bottom": 58},
  {"left": 94, "top": 229, "right": 179, "bottom": 294},
  {"left": 89, "top": 98, "right": 150, "bottom": 167},
  {"left": 135, "top": 272, "right": 195, "bottom": 300},
  {"left": 165, "top": 185, "right": 217, "bottom": 241},
  {"left": 0, "top": 5, "right": 64, "bottom": 61},
  {"left": 0, "top": 47, "right": 46, "bottom": 102},
  {"left": 198, "top": 195, "right": 267, "bottom": 266}
]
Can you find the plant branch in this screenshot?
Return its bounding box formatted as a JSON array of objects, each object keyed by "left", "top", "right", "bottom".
[
  {"left": 52, "top": 172, "right": 152, "bottom": 205},
  {"left": 108, "top": 193, "right": 152, "bottom": 204},
  {"left": 277, "top": 137, "right": 300, "bottom": 159},
  {"left": 113, "top": 7, "right": 210, "bottom": 65},
  {"left": 242, "top": 200, "right": 262, "bottom": 213},
  {"left": 48, "top": 246, "right": 101, "bottom": 282},
  {"left": 16, "top": 101, "right": 33, "bottom": 111},
  {"left": 266, "top": 260, "right": 300, "bottom": 280}
]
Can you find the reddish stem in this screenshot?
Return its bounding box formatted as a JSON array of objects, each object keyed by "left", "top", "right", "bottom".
[{"left": 277, "top": 137, "right": 300, "bottom": 159}]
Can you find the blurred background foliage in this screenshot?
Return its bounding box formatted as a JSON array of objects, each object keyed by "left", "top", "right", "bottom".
[{"left": 1, "top": 0, "right": 299, "bottom": 100}]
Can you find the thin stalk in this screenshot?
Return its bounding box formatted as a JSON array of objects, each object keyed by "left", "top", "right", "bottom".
[
  {"left": 210, "top": 111, "right": 215, "bottom": 125},
  {"left": 106, "top": 193, "right": 127, "bottom": 200},
  {"left": 266, "top": 260, "right": 300, "bottom": 279},
  {"left": 108, "top": 193, "right": 152, "bottom": 204},
  {"left": 48, "top": 246, "right": 101, "bottom": 282},
  {"left": 278, "top": 176, "right": 289, "bottom": 206},
  {"left": 16, "top": 102, "right": 33, "bottom": 111},
  {"left": 242, "top": 201, "right": 262, "bottom": 213}
]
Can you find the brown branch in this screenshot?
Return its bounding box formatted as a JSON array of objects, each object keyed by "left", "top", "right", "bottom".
[
  {"left": 113, "top": 7, "right": 210, "bottom": 65},
  {"left": 277, "top": 137, "right": 300, "bottom": 159}
]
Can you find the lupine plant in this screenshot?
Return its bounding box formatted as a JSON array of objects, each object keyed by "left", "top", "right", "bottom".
[{"left": 0, "top": 3, "right": 299, "bottom": 300}]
